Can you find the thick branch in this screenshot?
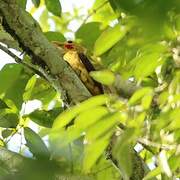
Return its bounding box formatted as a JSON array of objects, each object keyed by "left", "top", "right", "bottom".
[
  {"left": 0, "top": 147, "right": 30, "bottom": 172},
  {"left": 0, "top": 1, "right": 148, "bottom": 179},
  {"left": 0, "top": 44, "right": 67, "bottom": 100},
  {"left": 0, "top": 25, "right": 19, "bottom": 49},
  {"left": 0, "top": 0, "right": 91, "bottom": 103},
  {"left": 0, "top": 43, "right": 43, "bottom": 76}
]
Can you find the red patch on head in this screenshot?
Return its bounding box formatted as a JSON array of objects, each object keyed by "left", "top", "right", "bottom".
[{"left": 64, "top": 44, "right": 74, "bottom": 50}]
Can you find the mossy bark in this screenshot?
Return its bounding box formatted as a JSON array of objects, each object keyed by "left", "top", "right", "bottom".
[
  {"left": 0, "top": 1, "right": 149, "bottom": 179},
  {"left": 0, "top": 0, "right": 91, "bottom": 103}
]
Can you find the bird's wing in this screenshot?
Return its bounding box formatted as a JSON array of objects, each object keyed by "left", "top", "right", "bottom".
[{"left": 78, "top": 53, "right": 96, "bottom": 72}]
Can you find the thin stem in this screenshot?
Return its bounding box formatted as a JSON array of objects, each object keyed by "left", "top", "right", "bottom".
[
  {"left": 5, "top": 128, "right": 19, "bottom": 144},
  {"left": 0, "top": 44, "right": 67, "bottom": 102},
  {"left": 138, "top": 138, "right": 178, "bottom": 151},
  {"left": 0, "top": 44, "right": 46, "bottom": 78},
  {"left": 18, "top": 128, "right": 23, "bottom": 153},
  {"left": 82, "top": 0, "right": 109, "bottom": 24}
]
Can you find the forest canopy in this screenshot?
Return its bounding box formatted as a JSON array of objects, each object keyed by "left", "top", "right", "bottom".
[{"left": 0, "top": 0, "right": 180, "bottom": 180}]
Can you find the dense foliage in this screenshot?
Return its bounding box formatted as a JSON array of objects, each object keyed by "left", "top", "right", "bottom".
[{"left": 0, "top": 0, "right": 180, "bottom": 179}]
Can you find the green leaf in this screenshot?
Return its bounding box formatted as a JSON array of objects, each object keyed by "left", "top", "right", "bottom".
[
  {"left": 76, "top": 22, "right": 102, "bottom": 50},
  {"left": 52, "top": 94, "right": 111, "bottom": 129},
  {"left": 45, "top": 0, "right": 61, "bottom": 17},
  {"left": 101, "top": 37, "right": 137, "bottom": 70},
  {"left": 0, "top": 139, "right": 5, "bottom": 147},
  {"left": 175, "top": 15, "right": 180, "bottom": 32},
  {"left": 112, "top": 128, "right": 135, "bottom": 179},
  {"left": 4, "top": 70, "right": 30, "bottom": 110},
  {"left": 90, "top": 70, "right": 115, "bottom": 85},
  {"left": 23, "top": 77, "right": 57, "bottom": 107},
  {"left": 17, "top": 0, "right": 27, "bottom": 9},
  {"left": 75, "top": 106, "right": 109, "bottom": 130},
  {"left": 167, "top": 109, "right": 180, "bottom": 130},
  {"left": 32, "top": 0, "right": 40, "bottom": 7},
  {"left": 108, "top": 0, "right": 146, "bottom": 13},
  {"left": 108, "top": 0, "right": 122, "bottom": 12},
  {"left": 128, "top": 112, "right": 146, "bottom": 128},
  {"left": 26, "top": 108, "right": 63, "bottom": 128},
  {"left": 85, "top": 112, "right": 121, "bottom": 142},
  {"left": 24, "top": 127, "right": 50, "bottom": 159},
  {"left": 44, "top": 31, "right": 66, "bottom": 42},
  {"left": 83, "top": 132, "right": 111, "bottom": 173},
  {"left": 93, "top": 156, "right": 120, "bottom": 180},
  {"left": 133, "top": 53, "right": 164, "bottom": 79},
  {"left": 128, "top": 87, "right": 153, "bottom": 106},
  {"left": 169, "top": 154, "right": 180, "bottom": 171},
  {"left": 0, "top": 166, "right": 9, "bottom": 177},
  {"left": 0, "top": 99, "right": 9, "bottom": 109},
  {"left": 0, "top": 64, "right": 29, "bottom": 109},
  {"left": 141, "top": 94, "right": 153, "bottom": 110},
  {"left": 92, "top": 0, "right": 118, "bottom": 26},
  {"left": 152, "top": 109, "right": 180, "bottom": 132},
  {"left": 0, "top": 64, "right": 22, "bottom": 95},
  {"left": 143, "top": 167, "right": 161, "bottom": 180},
  {"left": 159, "top": 150, "right": 172, "bottom": 177},
  {"left": 125, "top": 43, "right": 168, "bottom": 79},
  {"left": 50, "top": 106, "right": 109, "bottom": 148},
  {"left": 1, "top": 129, "right": 13, "bottom": 138},
  {"left": 39, "top": 8, "right": 50, "bottom": 31},
  {"left": 94, "top": 23, "right": 130, "bottom": 56},
  {"left": 0, "top": 113, "right": 19, "bottom": 128},
  {"left": 23, "top": 75, "right": 37, "bottom": 101},
  {"left": 169, "top": 72, "right": 180, "bottom": 94}
]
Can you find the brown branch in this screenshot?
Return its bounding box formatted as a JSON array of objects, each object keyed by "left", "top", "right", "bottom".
[
  {"left": 0, "top": 44, "right": 67, "bottom": 101},
  {"left": 0, "top": 0, "right": 91, "bottom": 103},
  {"left": 82, "top": 0, "right": 109, "bottom": 24},
  {"left": 0, "top": 1, "right": 149, "bottom": 179},
  {"left": 0, "top": 43, "right": 44, "bottom": 76},
  {"left": 0, "top": 146, "right": 30, "bottom": 172}
]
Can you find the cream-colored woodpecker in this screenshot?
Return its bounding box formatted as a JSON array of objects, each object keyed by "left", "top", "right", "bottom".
[{"left": 52, "top": 40, "right": 103, "bottom": 95}]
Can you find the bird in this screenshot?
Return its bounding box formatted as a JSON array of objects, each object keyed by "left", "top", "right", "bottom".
[{"left": 52, "top": 40, "right": 103, "bottom": 95}]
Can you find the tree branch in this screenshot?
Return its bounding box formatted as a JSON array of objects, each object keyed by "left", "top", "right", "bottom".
[
  {"left": 138, "top": 138, "right": 178, "bottom": 151},
  {"left": 0, "top": 1, "right": 149, "bottom": 179},
  {"left": 0, "top": 44, "right": 67, "bottom": 102},
  {"left": 82, "top": 0, "right": 109, "bottom": 24},
  {"left": 0, "top": 146, "right": 30, "bottom": 172},
  {"left": 0, "top": 0, "right": 91, "bottom": 103},
  {"left": 0, "top": 43, "right": 44, "bottom": 76}
]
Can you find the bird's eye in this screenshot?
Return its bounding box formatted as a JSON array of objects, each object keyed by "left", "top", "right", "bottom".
[{"left": 67, "top": 40, "right": 73, "bottom": 43}]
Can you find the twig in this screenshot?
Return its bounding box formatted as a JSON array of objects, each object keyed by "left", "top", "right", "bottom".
[
  {"left": 19, "top": 126, "right": 23, "bottom": 153},
  {"left": 117, "top": 123, "right": 177, "bottom": 151},
  {"left": 138, "top": 138, "right": 178, "bottom": 151},
  {"left": 1, "top": 0, "right": 92, "bottom": 103},
  {"left": 0, "top": 44, "right": 67, "bottom": 101},
  {"left": 5, "top": 128, "right": 19, "bottom": 144},
  {"left": 0, "top": 43, "right": 46, "bottom": 78},
  {"left": 82, "top": 0, "right": 109, "bottom": 24}
]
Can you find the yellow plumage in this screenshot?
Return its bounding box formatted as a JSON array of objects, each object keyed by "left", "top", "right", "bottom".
[{"left": 53, "top": 41, "right": 103, "bottom": 95}]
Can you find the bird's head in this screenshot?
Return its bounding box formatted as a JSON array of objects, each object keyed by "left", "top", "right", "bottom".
[
  {"left": 52, "top": 40, "right": 85, "bottom": 54},
  {"left": 64, "top": 40, "right": 75, "bottom": 50}
]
